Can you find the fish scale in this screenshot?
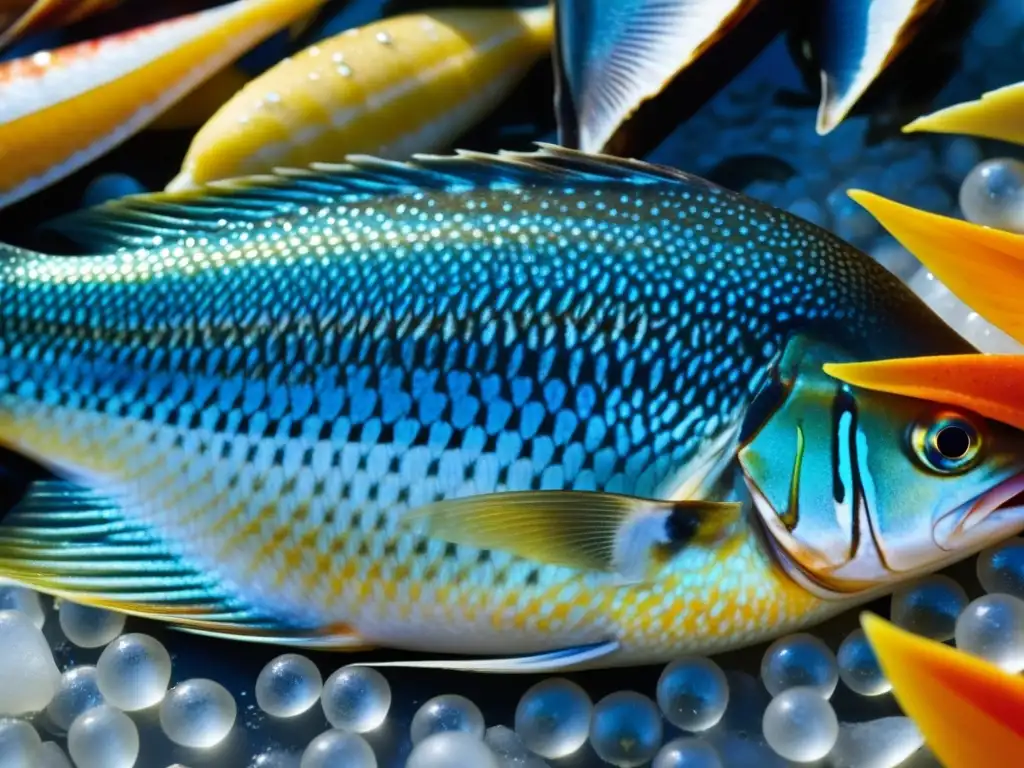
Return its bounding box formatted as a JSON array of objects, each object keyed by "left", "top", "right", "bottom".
[{"left": 0, "top": 148, "right": 975, "bottom": 664}]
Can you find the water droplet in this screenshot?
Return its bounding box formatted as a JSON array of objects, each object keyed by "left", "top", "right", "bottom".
[
  {"left": 411, "top": 694, "right": 485, "bottom": 745},
  {"left": 337, "top": 63, "right": 353, "bottom": 77},
  {"left": 68, "top": 705, "right": 138, "bottom": 768},
  {"left": 406, "top": 732, "right": 497, "bottom": 768},
  {"left": 300, "top": 730, "right": 376, "bottom": 768},
  {"left": 96, "top": 633, "right": 171, "bottom": 711},
  {"left": 653, "top": 737, "right": 723, "bottom": 768},
  {"left": 0, "top": 718, "right": 42, "bottom": 767},
  {"left": 762, "top": 687, "right": 838, "bottom": 763},
  {"left": 959, "top": 157, "right": 1024, "bottom": 233},
  {"left": 514, "top": 677, "right": 591, "bottom": 758},
  {"left": 159, "top": 678, "right": 236, "bottom": 748},
  {"left": 31, "top": 51, "right": 51, "bottom": 67},
  {"left": 256, "top": 654, "right": 322, "bottom": 718},
  {"left": 978, "top": 537, "right": 1024, "bottom": 599},
  {"left": 375, "top": 31, "right": 392, "bottom": 45},
  {"left": 656, "top": 657, "right": 729, "bottom": 731},
  {"left": 321, "top": 666, "right": 391, "bottom": 733},
  {"left": 58, "top": 601, "right": 125, "bottom": 648},
  {"left": 760, "top": 633, "right": 838, "bottom": 698},
  {"left": 590, "top": 691, "right": 663, "bottom": 768},
  {"left": 836, "top": 629, "right": 890, "bottom": 696},
  {"left": 0, "top": 610, "right": 60, "bottom": 715},
  {"left": 891, "top": 574, "right": 968, "bottom": 641},
  {"left": 955, "top": 593, "right": 1024, "bottom": 671},
  {"left": 0, "top": 585, "right": 44, "bottom": 629},
  {"left": 46, "top": 666, "right": 105, "bottom": 732},
  {"left": 307, "top": 46, "right": 321, "bottom": 57}
]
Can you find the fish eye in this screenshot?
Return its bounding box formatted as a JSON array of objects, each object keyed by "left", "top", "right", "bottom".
[{"left": 911, "top": 411, "right": 982, "bottom": 474}]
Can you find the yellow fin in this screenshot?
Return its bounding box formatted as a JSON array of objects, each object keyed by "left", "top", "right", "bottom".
[
  {"left": 903, "top": 81, "right": 1024, "bottom": 146},
  {"left": 848, "top": 189, "right": 1024, "bottom": 344},
  {"left": 408, "top": 491, "right": 741, "bottom": 578}
]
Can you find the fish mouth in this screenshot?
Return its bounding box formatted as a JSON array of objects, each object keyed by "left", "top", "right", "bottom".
[{"left": 935, "top": 471, "right": 1024, "bottom": 549}]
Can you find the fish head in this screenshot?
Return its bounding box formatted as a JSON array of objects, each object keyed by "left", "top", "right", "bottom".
[{"left": 738, "top": 340, "right": 1024, "bottom": 599}]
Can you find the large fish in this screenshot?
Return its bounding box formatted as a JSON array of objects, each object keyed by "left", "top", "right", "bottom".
[{"left": 0, "top": 146, "right": 1022, "bottom": 670}]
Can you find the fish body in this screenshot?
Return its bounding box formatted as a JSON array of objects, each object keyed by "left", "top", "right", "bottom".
[
  {"left": 0, "top": 147, "right": 1003, "bottom": 668},
  {"left": 166, "top": 7, "right": 553, "bottom": 192},
  {"left": 0, "top": 0, "right": 328, "bottom": 210}
]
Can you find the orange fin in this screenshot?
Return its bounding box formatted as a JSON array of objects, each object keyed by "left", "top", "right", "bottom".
[
  {"left": 861, "top": 613, "right": 1024, "bottom": 768},
  {"left": 823, "top": 355, "right": 1024, "bottom": 433},
  {"left": 849, "top": 189, "right": 1024, "bottom": 344},
  {"left": 903, "top": 81, "right": 1024, "bottom": 146},
  {"left": 0, "top": 480, "right": 370, "bottom": 650}
]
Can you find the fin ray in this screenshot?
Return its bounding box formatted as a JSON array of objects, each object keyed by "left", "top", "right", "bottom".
[
  {"left": 48, "top": 144, "right": 726, "bottom": 252},
  {"left": 0, "top": 479, "right": 367, "bottom": 649},
  {"left": 554, "top": 0, "right": 759, "bottom": 152},
  {"left": 407, "top": 490, "right": 740, "bottom": 579}
]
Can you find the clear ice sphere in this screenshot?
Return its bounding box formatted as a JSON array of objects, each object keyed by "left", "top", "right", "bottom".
[
  {"left": 321, "top": 665, "right": 391, "bottom": 733},
  {"left": 67, "top": 704, "right": 139, "bottom": 768},
  {"left": 46, "top": 665, "right": 105, "bottom": 732},
  {"left": 96, "top": 633, "right": 172, "bottom": 711},
  {"left": 406, "top": 731, "right": 498, "bottom": 768},
  {"left": 256, "top": 654, "right": 323, "bottom": 718},
  {"left": 410, "top": 693, "right": 485, "bottom": 745},
  {"left": 299, "top": 729, "right": 377, "bottom": 768},
  {"left": 760, "top": 633, "right": 838, "bottom": 698},
  {"left": 761, "top": 687, "right": 838, "bottom": 763},
  {"left": 514, "top": 677, "right": 591, "bottom": 759},
  {"left": 0, "top": 610, "right": 61, "bottom": 715},
  {"left": 656, "top": 657, "right": 729, "bottom": 731},
  {"left": 159, "top": 678, "right": 237, "bottom": 748},
  {"left": 590, "top": 691, "right": 663, "bottom": 768},
  {"left": 58, "top": 601, "right": 125, "bottom": 649}
]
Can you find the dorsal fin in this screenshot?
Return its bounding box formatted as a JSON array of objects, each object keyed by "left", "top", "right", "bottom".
[{"left": 46, "top": 143, "right": 723, "bottom": 253}]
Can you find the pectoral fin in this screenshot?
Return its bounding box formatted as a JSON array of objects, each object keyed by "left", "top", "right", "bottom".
[
  {"left": 408, "top": 491, "right": 741, "bottom": 579},
  {"left": 0, "top": 480, "right": 368, "bottom": 649}
]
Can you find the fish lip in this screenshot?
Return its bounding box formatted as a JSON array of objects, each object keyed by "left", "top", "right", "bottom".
[{"left": 934, "top": 471, "right": 1024, "bottom": 550}]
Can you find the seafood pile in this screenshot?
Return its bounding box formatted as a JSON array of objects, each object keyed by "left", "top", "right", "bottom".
[{"left": 0, "top": 0, "right": 1023, "bottom": 767}]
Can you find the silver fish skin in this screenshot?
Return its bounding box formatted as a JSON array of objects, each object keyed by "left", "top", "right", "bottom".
[{"left": 0, "top": 147, "right": 973, "bottom": 666}]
